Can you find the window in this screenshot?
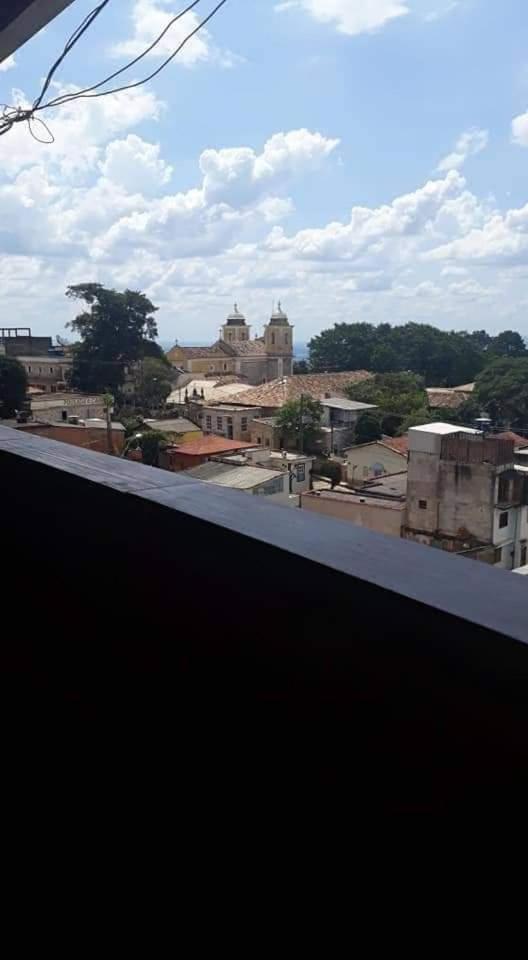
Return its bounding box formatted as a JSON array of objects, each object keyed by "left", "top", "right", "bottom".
[
  {"left": 257, "top": 437, "right": 262, "bottom": 444},
  {"left": 209, "top": 364, "right": 214, "bottom": 371},
  {"left": 50, "top": 367, "right": 53, "bottom": 374},
  {"left": 521, "top": 544, "right": 527, "bottom": 567},
  {"left": 206, "top": 416, "right": 212, "bottom": 431},
  {"left": 271, "top": 333, "right": 275, "bottom": 345},
  {"left": 373, "top": 462, "right": 384, "bottom": 477},
  {"left": 494, "top": 547, "right": 502, "bottom": 564},
  {"left": 223, "top": 363, "right": 228, "bottom": 371},
  {"left": 284, "top": 334, "right": 289, "bottom": 345},
  {"left": 419, "top": 500, "right": 427, "bottom": 510},
  {"left": 265, "top": 439, "right": 270, "bottom": 447},
  {"left": 217, "top": 417, "right": 223, "bottom": 430},
  {"left": 499, "top": 511, "right": 509, "bottom": 529},
  {"left": 38, "top": 367, "right": 42, "bottom": 373},
  {"left": 296, "top": 463, "right": 306, "bottom": 483},
  {"left": 227, "top": 417, "right": 233, "bottom": 425},
  {"left": 27, "top": 365, "right": 32, "bottom": 373},
  {"left": 241, "top": 417, "right": 248, "bottom": 433},
  {"left": 61, "top": 410, "right": 67, "bottom": 422}
]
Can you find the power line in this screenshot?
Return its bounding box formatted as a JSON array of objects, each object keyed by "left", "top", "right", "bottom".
[
  {"left": 44, "top": 0, "right": 229, "bottom": 108},
  {"left": 0, "top": 0, "right": 229, "bottom": 140}
]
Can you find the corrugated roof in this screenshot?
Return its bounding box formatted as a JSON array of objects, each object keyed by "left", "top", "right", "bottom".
[
  {"left": 321, "top": 397, "right": 376, "bottom": 411},
  {"left": 223, "top": 371, "right": 372, "bottom": 408},
  {"left": 187, "top": 462, "right": 282, "bottom": 489}
]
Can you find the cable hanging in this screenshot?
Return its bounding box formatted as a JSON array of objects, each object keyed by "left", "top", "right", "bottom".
[{"left": 0, "top": 0, "right": 229, "bottom": 140}]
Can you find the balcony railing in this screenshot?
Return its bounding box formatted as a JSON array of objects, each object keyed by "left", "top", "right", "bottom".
[{"left": 2, "top": 424, "right": 528, "bottom": 812}]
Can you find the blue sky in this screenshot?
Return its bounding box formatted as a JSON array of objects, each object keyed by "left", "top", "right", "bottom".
[{"left": 1, "top": 0, "right": 528, "bottom": 345}]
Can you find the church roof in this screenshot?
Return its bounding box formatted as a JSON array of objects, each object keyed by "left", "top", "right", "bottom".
[
  {"left": 225, "top": 303, "right": 247, "bottom": 326},
  {"left": 268, "top": 302, "right": 290, "bottom": 326},
  {"left": 227, "top": 339, "right": 268, "bottom": 357},
  {"left": 170, "top": 344, "right": 226, "bottom": 359}
]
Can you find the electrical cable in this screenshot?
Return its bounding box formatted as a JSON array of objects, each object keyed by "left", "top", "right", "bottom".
[
  {"left": 43, "top": 0, "right": 228, "bottom": 109},
  {"left": 44, "top": 0, "right": 207, "bottom": 108},
  {"left": 0, "top": 0, "right": 229, "bottom": 140}
]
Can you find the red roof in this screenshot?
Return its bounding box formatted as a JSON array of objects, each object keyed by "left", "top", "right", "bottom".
[
  {"left": 168, "top": 437, "right": 256, "bottom": 457},
  {"left": 381, "top": 434, "right": 409, "bottom": 455},
  {"left": 495, "top": 431, "right": 528, "bottom": 448}
]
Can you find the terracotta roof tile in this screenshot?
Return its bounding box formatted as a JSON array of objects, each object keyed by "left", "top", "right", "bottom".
[
  {"left": 426, "top": 388, "right": 466, "bottom": 410},
  {"left": 223, "top": 370, "right": 372, "bottom": 408}
]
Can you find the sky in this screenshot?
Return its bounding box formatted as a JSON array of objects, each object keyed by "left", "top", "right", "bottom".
[{"left": 1, "top": 0, "right": 528, "bottom": 346}]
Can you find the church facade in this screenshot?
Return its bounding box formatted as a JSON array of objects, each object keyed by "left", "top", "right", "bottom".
[{"left": 166, "top": 304, "right": 294, "bottom": 386}]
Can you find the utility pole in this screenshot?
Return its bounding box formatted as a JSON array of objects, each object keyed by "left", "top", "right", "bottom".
[
  {"left": 103, "top": 393, "right": 115, "bottom": 456},
  {"left": 299, "top": 392, "right": 304, "bottom": 455}
]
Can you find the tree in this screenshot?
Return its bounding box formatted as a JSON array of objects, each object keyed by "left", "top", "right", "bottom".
[
  {"left": 346, "top": 372, "right": 427, "bottom": 419},
  {"left": 137, "top": 358, "right": 174, "bottom": 412},
  {"left": 276, "top": 396, "right": 323, "bottom": 452},
  {"left": 488, "top": 331, "right": 527, "bottom": 359},
  {"left": 66, "top": 283, "right": 160, "bottom": 395},
  {"left": 138, "top": 430, "right": 168, "bottom": 467},
  {"left": 293, "top": 359, "right": 309, "bottom": 374},
  {"left": 474, "top": 358, "right": 528, "bottom": 425},
  {"left": 0, "top": 357, "right": 27, "bottom": 418},
  {"left": 396, "top": 409, "right": 436, "bottom": 435},
  {"left": 355, "top": 411, "right": 382, "bottom": 444}
]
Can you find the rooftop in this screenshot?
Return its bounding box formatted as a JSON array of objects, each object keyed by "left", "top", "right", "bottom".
[
  {"left": 410, "top": 422, "right": 480, "bottom": 436},
  {"left": 320, "top": 397, "right": 377, "bottom": 412},
  {"left": 304, "top": 489, "right": 404, "bottom": 510},
  {"left": 223, "top": 370, "right": 372, "bottom": 408},
  {"left": 495, "top": 431, "right": 528, "bottom": 448},
  {"left": 146, "top": 418, "right": 200, "bottom": 434},
  {"left": 426, "top": 388, "right": 468, "bottom": 410},
  {"left": 359, "top": 471, "right": 408, "bottom": 499},
  {"left": 201, "top": 403, "right": 261, "bottom": 413},
  {"left": 187, "top": 461, "right": 282, "bottom": 489},
  {"left": 167, "top": 436, "right": 256, "bottom": 457}
]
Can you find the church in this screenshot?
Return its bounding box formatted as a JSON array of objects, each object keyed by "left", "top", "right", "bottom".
[{"left": 166, "top": 304, "right": 294, "bottom": 386}]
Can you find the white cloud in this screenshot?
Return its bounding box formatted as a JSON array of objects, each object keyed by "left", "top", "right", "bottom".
[
  {"left": 512, "top": 110, "right": 528, "bottom": 147},
  {"left": 275, "top": 0, "right": 409, "bottom": 36},
  {"left": 436, "top": 128, "right": 488, "bottom": 172},
  {"left": 0, "top": 55, "right": 16, "bottom": 72},
  {"left": 2, "top": 110, "right": 528, "bottom": 341},
  {"left": 111, "top": 0, "right": 236, "bottom": 68}
]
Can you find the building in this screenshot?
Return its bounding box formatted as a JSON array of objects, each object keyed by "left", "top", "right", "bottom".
[
  {"left": 30, "top": 392, "right": 107, "bottom": 422},
  {"left": 246, "top": 448, "right": 313, "bottom": 496},
  {"left": 302, "top": 488, "right": 406, "bottom": 538},
  {"left": 404, "top": 423, "right": 527, "bottom": 569},
  {"left": 222, "top": 370, "right": 372, "bottom": 414},
  {"left": 320, "top": 397, "right": 378, "bottom": 454},
  {"left": 144, "top": 418, "right": 202, "bottom": 445},
  {"left": 161, "top": 436, "right": 256, "bottom": 472},
  {"left": 17, "top": 354, "right": 72, "bottom": 393},
  {"left": 166, "top": 303, "right": 294, "bottom": 385},
  {"left": 201, "top": 404, "right": 261, "bottom": 441},
  {"left": 0, "top": 327, "right": 54, "bottom": 358},
  {"left": 426, "top": 382, "right": 475, "bottom": 412},
  {"left": 186, "top": 461, "right": 291, "bottom": 504},
  {"left": 15, "top": 419, "right": 126, "bottom": 454},
  {"left": 249, "top": 416, "right": 280, "bottom": 449},
  {"left": 346, "top": 436, "right": 408, "bottom": 484}
]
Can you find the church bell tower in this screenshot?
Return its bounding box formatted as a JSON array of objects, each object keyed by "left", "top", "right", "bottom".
[
  {"left": 221, "top": 304, "right": 250, "bottom": 344},
  {"left": 263, "top": 303, "right": 294, "bottom": 376}
]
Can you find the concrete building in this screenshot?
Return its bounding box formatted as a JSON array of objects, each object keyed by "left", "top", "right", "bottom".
[
  {"left": 18, "top": 355, "right": 72, "bottom": 393},
  {"left": 319, "top": 397, "right": 378, "bottom": 454},
  {"left": 201, "top": 404, "right": 261, "bottom": 441},
  {"left": 0, "top": 327, "right": 53, "bottom": 358},
  {"left": 30, "top": 392, "right": 106, "bottom": 423},
  {"left": 166, "top": 304, "right": 294, "bottom": 385},
  {"left": 346, "top": 436, "right": 408, "bottom": 484},
  {"left": 249, "top": 417, "right": 280, "bottom": 449},
  {"left": 245, "top": 448, "right": 313, "bottom": 497},
  {"left": 302, "top": 488, "right": 406, "bottom": 538},
  {"left": 404, "top": 423, "right": 527, "bottom": 569},
  {"left": 144, "top": 418, "right": 202, "bottom": 445},
  {"left": 185, "top": 461, "right": 292, "bottom": 505}
]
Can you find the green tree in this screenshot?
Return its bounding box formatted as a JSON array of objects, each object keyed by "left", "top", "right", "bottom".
[
  {"left": 487, "top": 331, "right": 527, "bottom": 359},
  {"left": 137, "top": 358, "right": 174, "bottom": 412},
  {"left": 276, "top": 396, "right": 323, "bottom": 452},
  {"left": 66, "top": 283, "right": 160, "bottom": 395},
  {"left": 293, "top": 359, "right": 309, "bottom": 374},
  {"left": 355, "top": 411, "right": 383, "bottom": 444},
  {"left": 474, "top": 358, "right": 528, "bottom": 425},
  {"left": 346, "top": 372, "right": 427, "bottom": 419},
  {"left": 0, "top": 357, "right": 27, "bottom": 418},
  {"left": 396, "top": 409, "right": 437, "bottom": 435}
]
